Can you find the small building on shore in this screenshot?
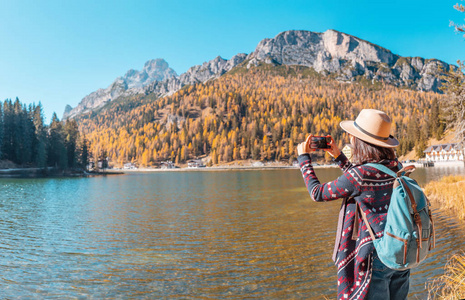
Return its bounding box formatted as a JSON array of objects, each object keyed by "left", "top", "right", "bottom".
[
  {"left": 423, "top": 143, "right": 464, "bottom": 162},
  {"left": 123, "top": 163, "right": 136, "bottom": 170},
  {"left": 187, "top": 160, "right": 206, "bottom": 168},
  {"left": 161, "top": 161, "right": 176, "bottom": 169}
]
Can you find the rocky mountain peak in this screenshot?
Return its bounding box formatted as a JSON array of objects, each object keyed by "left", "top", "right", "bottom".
[
  {"left": 142, "top": 58, "right": 175, "bottom": 80},
  {"left": 143, "top": 53, "right": 248, "bottom": 96},
  {"left": 121, "top": 58, "right": 177, "bottom": 89},
  {"left": 63, "top": 104, "right": 73, "bottom": 117},
  {"left": 63, "top": 54, "right": 247, "bottom": 120},
  {"left": 249, "top": 29, "right": 399, "bottom": 69},
  {"left": 63, "top": 58, "right": 178, "bottom": 119},
  {"left": 248, "top": 29, "right": 452, "bottom": 92}
]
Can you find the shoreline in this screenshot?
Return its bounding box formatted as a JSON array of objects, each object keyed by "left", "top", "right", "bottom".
[
  {"left": 411, "top": 161, "right": 465, "bottom": 168},
  {"left": 1, "top": 160, "right": 463, "bottom": 176},
  {"left": 117, "top": 163, "right": 340, "bottom": 172},
  {"left": 118, "top": 160, "right": 465, "bottom": 172},
  {"left": 0, "top": 167, "right": 124, "bottom": 178},
  {"left": 119, "top": 160, "right": 465, "bottom": 173},
  {"left": 120, "top": 166, "right": 301, "bottom": 172}
]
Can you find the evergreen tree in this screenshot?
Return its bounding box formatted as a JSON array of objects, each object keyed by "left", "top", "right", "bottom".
[
  {"left": 32, "top": 103, "right": 47, "bottom": 168},
  {"left": 48, "top": 113, "right": 67, "bottom": 169},
  {"left": 21, "top": 105, "right": 35, "bottom": 165},
  {"left": 2, "top": 100, "right": 14, "bottom": 162},
  {"left": 98, "top": 149, "right": 108, "bottom": 171},
  {"left": 0, "top": 104, "right": 3, "bottom": 159},
  {"left": 78, "top": 135, "right": 89, "bottom": 170},
  {"left": 13, "top": 98, "right": 24, "bottom": 164},
  {"left": 64, "top": 119, "right": 79, "bottom": 168}
]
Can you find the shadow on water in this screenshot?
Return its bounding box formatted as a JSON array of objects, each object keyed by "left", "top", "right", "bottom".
[{"left": 0, "top": 165, "right": 463, "bottom": 299}]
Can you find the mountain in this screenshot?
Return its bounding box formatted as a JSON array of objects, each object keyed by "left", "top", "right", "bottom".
[
  {"left": 63, "top": 58, "right": 178, "bottom": 119},
  {"left": 248, "top": 30, "right": 450, "bottom": 92},
  {"left": 78, "top": 63, "right": 445, "bottom": 168},
  {"left": 63, "top": 55, "right": 248, "bottom": 119},
  {"left": 143, "top": 54, "right": 248, "bottom": 97},
  {"left": 64, "top": 29, "right": 454, "bottom": 120}
]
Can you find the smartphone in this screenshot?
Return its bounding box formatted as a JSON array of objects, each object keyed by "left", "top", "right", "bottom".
[{"left": 309, "top": 136, "right": 332, "bottom": 149}]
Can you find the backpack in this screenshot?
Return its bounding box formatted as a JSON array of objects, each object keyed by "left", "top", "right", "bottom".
[{"left": 359, "top": 163, "right": 436, "bottom": 270}]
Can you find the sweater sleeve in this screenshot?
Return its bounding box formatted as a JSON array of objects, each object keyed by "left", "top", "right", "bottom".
[
  {"left": 297, "top": 153, "right": 360, "bottom": 202},
  {"left": 334, "top": 152, "right": 353, "bottom": 173}
]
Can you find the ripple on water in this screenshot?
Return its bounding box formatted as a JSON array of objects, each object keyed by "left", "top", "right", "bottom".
[{"left": 0, "top": 169, "right": 463, "bottom": 299}]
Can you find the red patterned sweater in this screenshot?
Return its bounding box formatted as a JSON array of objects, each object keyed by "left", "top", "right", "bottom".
[{"left": 297, "top": 153, "right": 401, "bottom": 300}]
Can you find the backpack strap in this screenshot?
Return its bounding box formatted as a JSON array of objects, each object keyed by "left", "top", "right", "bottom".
[
  {"left": 352, "top": 201, "right": 360, "bottom": 241},
  {"left": 351, "top": 204, "right": 373, "bottom": 241},
  {"left": 358, "top": 203, "right": 377, "bottom": 241},
  {"left": 365, "top": 163, "right": 416, "bottom": 179},
  {"left": 364, "top": 163, "right": 397, "bottom": 178}
]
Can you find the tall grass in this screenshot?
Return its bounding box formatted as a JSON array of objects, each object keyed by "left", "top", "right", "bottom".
[
  {"left": 428, "top": 252, "right": 465, "bottom": 299},
  {"left": 424, "top": 175, "right": 465, "bottom": 220},
  {"left": 425, "top": 176, "right": 465, "bottom": 299}
]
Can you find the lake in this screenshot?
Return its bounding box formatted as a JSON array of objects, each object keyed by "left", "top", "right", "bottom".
[{"left": 0, "top": 164, "right": 464, "bottom": 299}]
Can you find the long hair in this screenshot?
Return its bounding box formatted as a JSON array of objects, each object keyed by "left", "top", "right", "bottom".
[{"left": 351, "top": 136, "right": 396, "bottom": 164}]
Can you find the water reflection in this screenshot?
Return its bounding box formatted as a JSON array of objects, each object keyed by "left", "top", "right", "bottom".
[
  {"left": 0, "top": 165, "right": 463, "bottom": 299},
  {"left": 410, "top": 164, "right": 465, "bottom": 186}
]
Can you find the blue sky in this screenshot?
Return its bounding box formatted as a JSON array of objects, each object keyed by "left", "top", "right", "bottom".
[{"left": 0, "top": 0, "right": 464, "bottom": 123}]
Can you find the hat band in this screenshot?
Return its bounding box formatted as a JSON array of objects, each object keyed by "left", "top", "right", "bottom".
[{"left": 354, "top": 121, "right": 390, "bottom": 141}]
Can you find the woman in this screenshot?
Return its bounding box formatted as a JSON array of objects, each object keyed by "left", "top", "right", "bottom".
[{"left": 296, "top": 109, "right": 410, "bottom": 300}]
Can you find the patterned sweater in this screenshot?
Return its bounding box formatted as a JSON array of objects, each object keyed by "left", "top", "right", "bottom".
[{"left": 297, "top": 153, "right": 401, "bottom": 300}]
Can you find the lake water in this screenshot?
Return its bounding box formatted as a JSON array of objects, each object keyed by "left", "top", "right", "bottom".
[{"left": 0, "top": 164, "right": 464, "bottom": 299}]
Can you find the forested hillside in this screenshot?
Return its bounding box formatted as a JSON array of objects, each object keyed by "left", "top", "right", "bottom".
[{"left": 77, "top": 64, "right": 444, "bottom": 167}]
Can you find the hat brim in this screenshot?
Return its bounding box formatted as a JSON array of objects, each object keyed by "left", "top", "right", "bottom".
[{"left": 340, "top": 120, "right": 399, "bottom": 148}]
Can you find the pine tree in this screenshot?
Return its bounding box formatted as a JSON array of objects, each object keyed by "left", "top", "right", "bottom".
[
  {"left": 98, "top": 149, "right": 108, "bottom": 171},
  {"left": 33, "top": 103, "right": 47, "bottom": 168},
  {"left": 64, "top": 119, "right": 79, "bottom": 168},
  {"left": 0, "top": 104, "right": 3, "bottom": 159},
  {"left": 48, "top": 113, "right": 67, "bottom": 169},
  {"left": 79, "top": 135, "right": 89, "bottom": 170},
  {"left": 21, "top": 105, "right": 35, "bottom": 165},
  {"left": 2, "top": 100, "right": 14, "bottom": 162}
]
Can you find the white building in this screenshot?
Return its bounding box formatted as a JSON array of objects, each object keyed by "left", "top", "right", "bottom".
[
  {"left": 423, "top": 143, "right": 464, "bottom": 161},
  {"left": 187, "top": 160, "right": 206, "bottom": 168},
  {"left": 123, "top": 163, "right": 136, "bottom": 170},
  {"left": 161, "top": 161, "right": 176, "bottom": 169}
]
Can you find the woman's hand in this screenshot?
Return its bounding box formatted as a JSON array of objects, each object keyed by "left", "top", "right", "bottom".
[
  {"left": 297, "top": 135, "right": 314, "bottom": 156},
  {"left": 325, "top": 136, "right": 341, "bottom": 158}
]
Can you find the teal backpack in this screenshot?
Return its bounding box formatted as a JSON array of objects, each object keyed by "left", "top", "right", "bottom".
[{"left": 360, "top": 163, "right": 436, "bottom": 270}]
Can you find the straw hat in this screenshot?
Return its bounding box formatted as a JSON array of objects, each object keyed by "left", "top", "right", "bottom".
[{"left": 340, "top": 109, "right": 399, "bottom": 148}]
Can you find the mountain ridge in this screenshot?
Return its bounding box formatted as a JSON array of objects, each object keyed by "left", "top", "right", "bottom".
[{"left": 63, "top": 29, "right": 454, "bottom": 120}]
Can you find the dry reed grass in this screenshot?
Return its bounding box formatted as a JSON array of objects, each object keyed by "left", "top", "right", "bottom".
[
  {"left": 425, "top": 176, "right": 465, "bottom": 299},
  {"left": 424, "top": 175, "right": 465, "bottom": 220},
  {"left": 427, "top": 252, "right": 465, "bottom": 299}
]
